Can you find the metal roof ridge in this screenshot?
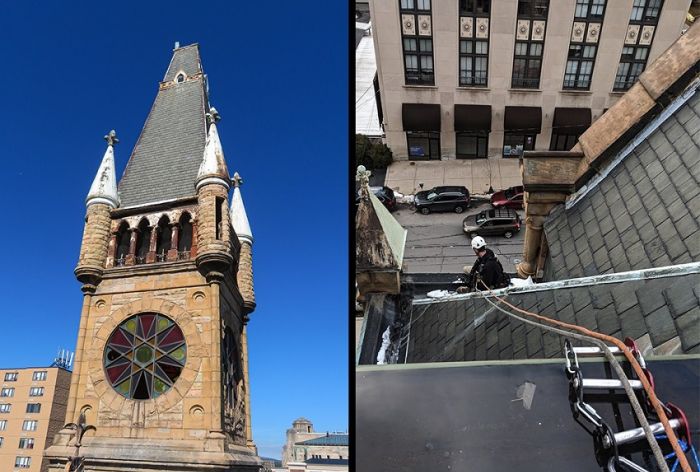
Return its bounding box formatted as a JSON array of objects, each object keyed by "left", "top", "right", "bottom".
[{"left": 413, "top": 261, "right": 700, "bottom": 305}]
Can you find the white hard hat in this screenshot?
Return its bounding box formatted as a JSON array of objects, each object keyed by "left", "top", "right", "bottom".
[{"left": 471, "top": 236, "right": 487, "bottom": 250}]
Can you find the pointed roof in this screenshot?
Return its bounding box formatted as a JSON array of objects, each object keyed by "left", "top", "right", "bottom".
[
  {"left": 355, "top": 167, "right": 406, "bottom": 271},
  {"left": 117, "top": 44, "right": 209, "bottom": 208},
  {"left": 196, "top": 111, "right": 230, "bottom": 190},
  {"left": 86, "top": 131, "right": 120, "bottom": 208},
  {"left": 230, "top": 172, "right": 253, "bottom": 244}
]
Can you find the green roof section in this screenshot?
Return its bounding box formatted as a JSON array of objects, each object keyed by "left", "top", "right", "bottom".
[
  {"left": 295, "top": 433, "right": 349, "bottom": 446},
  {"left": 369, "top": 191, "right": 406, "bottom": 269}
]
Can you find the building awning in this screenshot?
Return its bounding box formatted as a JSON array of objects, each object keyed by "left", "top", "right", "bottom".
[
  {"left": 504, "top": 106, "right": 542, "bottom": 133},
  {"left": 402, "top": 103, "right": 441, "bottom": 131},
  {"left": 552, "top": 108, "right": 592, "bottom": 135},
  {"left": 454, "top": 105, "right": 492, "bottom": 131}
]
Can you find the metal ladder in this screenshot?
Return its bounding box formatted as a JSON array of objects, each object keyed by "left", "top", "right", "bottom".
[{"left": 563, "top": 339, "right": 692, "bottom": 472}]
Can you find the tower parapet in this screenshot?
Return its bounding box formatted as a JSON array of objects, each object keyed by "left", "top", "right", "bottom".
[
  {"left": 75, "top": 131, "right": 120, "bottom": 290},
  {"left": 195, "top": 110, "right": 233, "bottom": 280}
]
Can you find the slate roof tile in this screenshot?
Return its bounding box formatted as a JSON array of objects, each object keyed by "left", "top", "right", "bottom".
[
  {"left": 674, "top": 307, "right": 700, "bottom": 351},
  {"left": 645, "top": 305, "right": 677, "bottom": 346}
]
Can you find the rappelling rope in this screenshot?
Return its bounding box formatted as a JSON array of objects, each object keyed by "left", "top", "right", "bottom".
[{"left": 476, "top": 280, "right": 692, "bottom": 472}]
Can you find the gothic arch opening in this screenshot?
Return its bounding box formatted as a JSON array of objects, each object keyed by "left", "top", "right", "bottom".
[
  {"left": 135, "top": 218, "right": 151, "bottom": 264},
  {"left": 178, "top": 212, "right": 193, "bottom": 255},
  {"left": 155, "top": 215, "right": 172, "bottom": 262},
  {"left": 115, "top": 221, "right": 130, "bottom": 266}
]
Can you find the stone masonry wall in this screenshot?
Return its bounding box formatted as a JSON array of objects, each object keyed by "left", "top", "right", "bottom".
[{"left": 77, "top": 203, "right": 112, "bottom": 270}]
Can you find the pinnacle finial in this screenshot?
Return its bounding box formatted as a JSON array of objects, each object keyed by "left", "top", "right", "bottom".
[
  {"left": 356, "top": 165, "right": 371, "bottom": 189},
  {"left": 104, "top": 130, "right": 119, "bottom": 146},
  {"left": 207, "top": 107, "right": 221, "bottom": 125},
  {"left": 232, "top": 172, "right": 243, "bottom": 188}
]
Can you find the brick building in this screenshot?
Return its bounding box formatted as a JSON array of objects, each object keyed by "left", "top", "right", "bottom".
[
  {"left": 0, "top": 367, "right": 70, "bottom": 472},
  {"left": 43, "top": 43, "right": 261, "bottom": 471}
]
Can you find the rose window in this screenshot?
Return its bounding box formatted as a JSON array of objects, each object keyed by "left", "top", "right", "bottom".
[{"left": 104, "top": 313, "right": 186, "bottom": 400}]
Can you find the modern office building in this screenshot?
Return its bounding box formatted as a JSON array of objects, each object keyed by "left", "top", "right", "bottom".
[
  {"left": 0, "top": 367, "right": 70, "bottom": 472},
  {"left": 369, "top": 0, "right": 690, "bottom": 160}
]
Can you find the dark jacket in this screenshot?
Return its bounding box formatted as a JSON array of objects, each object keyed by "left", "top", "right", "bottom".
[{"left": 469, "top": 248, "right": 509, "bottom": 289}]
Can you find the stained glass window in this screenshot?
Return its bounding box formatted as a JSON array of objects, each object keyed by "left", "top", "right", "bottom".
[{"left": 103, "top": 313, "right": 186, "bottom": 400}]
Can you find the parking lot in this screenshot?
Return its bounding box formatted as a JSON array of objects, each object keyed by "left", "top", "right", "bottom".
[{"left": 394, "top": 203, "right": 525, "bottom": 274}]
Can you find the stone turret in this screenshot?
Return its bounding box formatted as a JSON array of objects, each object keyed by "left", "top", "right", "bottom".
[
  {"left": 231, "top": 172, "right": 255, "bottom": 313},
  {"left": 194, "top": 109, "right": 233, "bottom": 279},
  {"left": 75, "top": 131, "right": 120, "bottom": 290}
]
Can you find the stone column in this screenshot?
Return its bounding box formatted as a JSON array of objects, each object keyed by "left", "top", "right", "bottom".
[
  {"left": 240, "top": 324, "right": 255, "bottom": 450},
  {"left": 517, "top": 214, "right": 546, "bottom": 278},
  {"left": 65, "top": 288, "right": 93, "bottom": 423},
  {"left": 146, "top": 225, "right": 158, "bottom": 263},
  {"left": 168, "top": 224, "right": 180, "bottom": 261},
  {"left": 106, "top": 231, "right": 118, "bottom": 268},
  {"left": 125, "top": 228, "right": 139, "bottom": 265},
  {"left": 190, "top": 222, "right": 199, "bottom": 258}
]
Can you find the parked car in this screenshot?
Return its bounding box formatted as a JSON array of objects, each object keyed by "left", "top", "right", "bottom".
[
  {"left": 414, "top": 186, "right": 470, "bottom": 214},
  {"left": 462, "top": 208, "right": 521, "bottom": 238},
  {"left": 355, "top": 186, "right": 398, "bottom": 211},
  {"left": 491, "top": 185, "right": 524, "bottom": 209}
]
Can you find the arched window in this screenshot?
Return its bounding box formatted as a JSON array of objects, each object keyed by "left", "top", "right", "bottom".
[
  {"left": 135, "top": 219, "right": 151, "bottom": 264},
  {"left": 178, "top": 212, "right": 192, "bottom": 257},
  {"left": 155, "top": 216, "right": 171, "bottom": 262},
  {"left": 115, "top": 222, "right": 130, "bottom": 266}
]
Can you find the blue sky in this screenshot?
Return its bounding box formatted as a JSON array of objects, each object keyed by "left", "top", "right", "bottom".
[{"left": 0, "top": 1, "right": 348, "bottom": 459}]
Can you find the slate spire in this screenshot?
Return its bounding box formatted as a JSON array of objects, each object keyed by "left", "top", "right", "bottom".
[
  {"left": 230, "top": 172, "right": 253, "bottom": 244},
  {"left": 86, "top": 130, "right": 120, "bottom": 208},
  {"left": 117, "top": 43, "right": 208, "bottom": 208},
  {"left": 196, "top": 108, "right": 231, "bottom": 190}
]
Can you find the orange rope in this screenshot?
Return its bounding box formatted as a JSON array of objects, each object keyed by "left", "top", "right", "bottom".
[{"left": 479, "top": 282, "right": 692, "bottom": 472}]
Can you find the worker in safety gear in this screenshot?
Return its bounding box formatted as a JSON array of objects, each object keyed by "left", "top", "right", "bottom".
[{"left": 457, "top": 236, "right": 509, "bottom": 293}]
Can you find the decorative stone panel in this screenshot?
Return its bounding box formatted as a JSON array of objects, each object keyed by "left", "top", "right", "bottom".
[
  {"left": 532, "top": 21, "right": 546, "bottom": 41},
  {"left": 639, "top": 25, "right": 655, "bottom": 46},
  {"left": 402, "top": 14, "right": 416, "bottom": 35},
  {"left": 625, "top": 24, "right": 641, "bottom": 45},
  {"left": 417, "top": 15, "right": 432, "bottom": 36},
  {"left": 460, "top": 16, "right": 473, "bottom": 38},
  {"left": 586, "top": 23, "right": 601, "bottom": 43},
  {"left": 475, "top": 18, "right": 489, "bottom": 38},
  {"left": 517, "top": 20, "right": 530, "bottom": 40},
  {"left": 571, "top": 22, "right": 586, "bottom": 42}
]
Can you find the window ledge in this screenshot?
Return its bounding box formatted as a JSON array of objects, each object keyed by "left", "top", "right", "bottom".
[
  {"left": 509, "top": 88, "right": 542, "bottom": 93},
  {"left": 609, "top": 91, "right": 626, "bottom": 96},
  {"left": 456, "top": 86, "right": 491, "bottom": 91},
  {"left": 403, "top": 85, "right": 438, "bottom": 90},
  {"left": 560, "top": 89, "right": 593, "bottom": 95}
]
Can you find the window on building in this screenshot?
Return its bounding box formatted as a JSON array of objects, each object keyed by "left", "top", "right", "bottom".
[
  {"left": 0, "top": 420, "right": 6, "bottom": 430},
  {"left": 550, "top": 133, "right": 579, "bottom": 151},
  {"left": 407, "top": 132, "right": 440, "bottom": 160},
  {"left": 4, "top": 372, "right": 18, "bottom": 382},
  {"left": 135, "top": 218, "right": 151, "bottom": 265},
  {"left": 458, "top": 1, "right": 490, "bottom": 87},
  {"left": 155, "top": 216, "right": 172, "bottom": 262},
  {"left": 0, "top": 437, "right": 3, "bottom": 447},
  {"left": 0, "top": 404, "right": 11, "bottom": 413},
  {"left": 511, "top": 1, "right": 548, "bottom": 88},
  {"left": 574, "top": 0, "right": 605, "bottom": 19},
  {"left": 614, "top": 46, "right": 649, "bottom": 91},
  {"left": 563, "top": 45, "right": 596, "bottom": 89},
  {"left": 18, "top": 438, "right": 34, "bottom": 449},
  {"left": 115, "top": 221, "right": 131, "bottom": 266},
  {"left": 0, "top": 388, "right": 14, "bottom": 397},
  {"left": 15, "top": 456, "right": 31, "bottom": 468},
  {"left": 459, "top": 40, "right": 488, "bottom": 86},
  {"left": 178, "top": 213, "right": 193, "bottom": 257},
  {"left": 29, "top": 387, "right": 44, "bottom": 397},
  {"left": 614, "top": 0, "right": 662, "bottom": 91},
  {"left": 400, "top": 0, "right": 434, "bottom": 85},
  {"left": 22, "top": 420, "right": 37, "bottom": 431},
  {"left": 456, "top": 132, "right": 488, "bottom": 158},
  {"left": 26, "top": 403, "right": 41, "bottom": 414},
  {"left": 503, "top": 133, "right": 536, "bottom": 156},
  {"left": 32, "top": 371, "right": 47, "bottom": 381}
]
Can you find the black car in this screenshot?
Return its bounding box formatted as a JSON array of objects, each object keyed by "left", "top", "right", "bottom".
[
  {"left": 414, "top": 186, "right": 470, "bottom": 214},
  {"left": 462, "top": 207, "right": 521, "bottom": 238},
  {"left": 355, "top": 186, "right": 397, "bottom": 211}
]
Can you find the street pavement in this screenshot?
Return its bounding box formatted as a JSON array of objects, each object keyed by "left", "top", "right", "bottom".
[
  {"left": 394, "top": 202, "right": 525, "bottom": 274},
  {"left": 385, "top": 158, "right": 522, "bottom": 195}
]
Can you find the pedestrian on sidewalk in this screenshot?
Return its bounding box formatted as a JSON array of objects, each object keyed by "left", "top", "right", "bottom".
[{"left": 457, "top": 236, "right": 510, "bottom": 293}]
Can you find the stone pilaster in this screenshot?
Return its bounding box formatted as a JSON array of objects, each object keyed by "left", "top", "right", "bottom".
[{"left": 237, "top": 242, "right": 256, "bottom": 311}]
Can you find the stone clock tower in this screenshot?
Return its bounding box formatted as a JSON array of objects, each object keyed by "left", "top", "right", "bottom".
[{"left": 45, "top": 44, "right": 261, "bottom": 471}]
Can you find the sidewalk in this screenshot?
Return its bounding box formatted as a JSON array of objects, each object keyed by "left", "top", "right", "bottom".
[{"left": 384, "top": 158, "right": 522, "bottom": 195}]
